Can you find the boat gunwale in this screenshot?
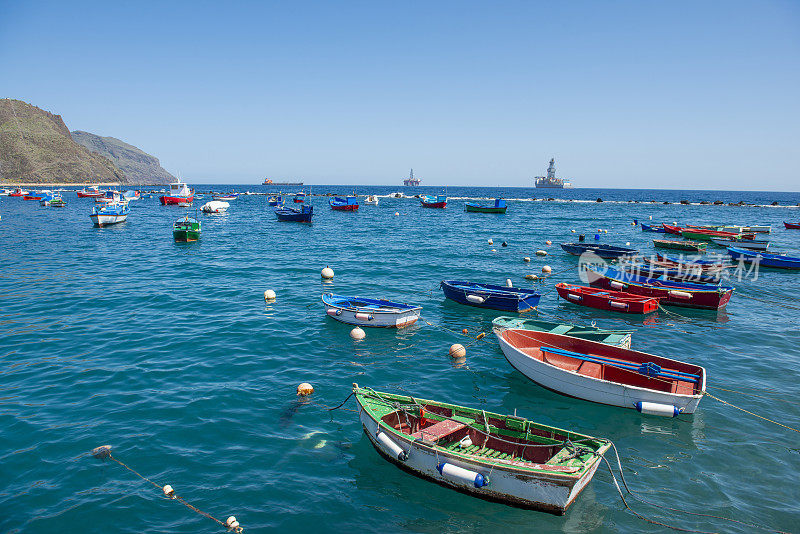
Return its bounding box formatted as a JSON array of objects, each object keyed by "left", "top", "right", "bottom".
[{"left": 321, "top": 293, "right": 422, "bottom": 314}]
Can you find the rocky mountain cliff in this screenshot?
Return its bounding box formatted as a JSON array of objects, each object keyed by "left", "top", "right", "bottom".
[
  {"left": 71, "top": 131, "right": 175, "bottom": 185},
  {"left": 0, "top": 99, "right": 126, "bottom": 184}
]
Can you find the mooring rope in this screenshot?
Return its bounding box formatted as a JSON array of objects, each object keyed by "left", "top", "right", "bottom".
[
  {"left": 91, "top": 446, "right": 242, "bottom": 532},
  {"left": 704, "top": 391, "right": 800, "bottom": 433}
]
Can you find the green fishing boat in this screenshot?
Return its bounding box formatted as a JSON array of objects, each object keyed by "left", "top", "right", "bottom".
[
  {"left": 492, "top": 316, "right": 632, "bottom": 348},
  {"left": 173, "top": 216, "right": 201, "bottom": 242},
  {"left": 464, "top": 198, "right": 507, "bottom": 213},
  {"left": 652, "top": 239, "right": 707, "bottom": 252},
  {"left": 48, "top": 197, "right": 67, "bottom": 207},
  {"left": 353, "top": 384, "right": 611, "bottom": 514}
]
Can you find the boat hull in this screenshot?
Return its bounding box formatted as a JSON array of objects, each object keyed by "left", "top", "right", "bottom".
[
  {"left": 560, "top": 243, "right": 638, "bottom": 259},
  {"left": 640, "top": 224, "right": 665, "bottom": 233},
  {"left": 726, "top": 247, "right": 800, "bottom": 269},
  {"left": 323, "top": 295, "right": 421, "bottom": 328},
  {"left": 784, "top": 222, "right": 800, "bottom": 230},
  {"left": 356, "top": 397, "right": 601, "bottom": 514},
  {"left": 441, "top": 281, "right": 540, "bottom": 312},
  {"left": 652, "top": 239, "right": 706, "bottom": 252},
  {"left": 421, "top": 201, "right": 447, "bottom": 208},
  {"left": 711, "top": 238, "right": 769, "bottom": 251},
  {"left": 173, "top": 230, "right": 200, "bottom": 242},
  {"left": 496, "top": 330, "right": 705, "bottom": 414},
  {"left": 555, "top": 283, "right": 660, "bottom": 314},
  {"left": 160, "top": 195, "right": 194, "bottom": 205},
  {"left": 465, "top": 203, "right": 507, "bottom": 213},
  {"left": 492, "top": 317, "right": 632, "bottom": 348},
  {"left": 90, "top": 213, "right": 127, "bottom": 226},
  {"left": 330, "top": 204, "right": 359, "bottom": 211}
]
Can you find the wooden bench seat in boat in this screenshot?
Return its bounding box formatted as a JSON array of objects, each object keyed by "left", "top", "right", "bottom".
[{"left": 410, "top": 419, "right": 468, "bottom": 442}]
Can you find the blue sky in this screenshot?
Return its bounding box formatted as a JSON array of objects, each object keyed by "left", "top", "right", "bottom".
[{"left": 1, "top": 1, "right": 798, "bottom": 189}]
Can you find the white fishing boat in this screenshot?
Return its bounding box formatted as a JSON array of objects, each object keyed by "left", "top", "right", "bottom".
[
  {"left": 496, "top": 329, "right": 706, "bottom": 416},
  {"left": 201, "top": 200, "right": 229, "bottom": 213},
  {"left": 364, "top": 195, "right": 379, "bottom": 205},
  {"left": 322, "top": 293, "right": 421, "bottom": 327},
  {"left": 90, "top": 201, "right": 130, "bottom": 226},
  {"left": 353, "top": 384, "right": 612, "bottom": 514}
]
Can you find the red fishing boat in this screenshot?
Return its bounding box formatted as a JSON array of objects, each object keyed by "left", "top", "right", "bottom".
[
  {"left": 8, "top": 188, "right": 28, "bottom": 197},
  {"left": 159, "top": 179, "right": 194, "bottom": 205},
  {"left": 785, "top": 221, "right": 800, "bottom": 230},
  {"left": 420, "top": 194, "right": 447, "bottom": 208},
  {"left": 585, "top": 266, "right": 734, "bottom": 310},
  {"left": 23, "top": 192, "right": 45, "bottom": 200},
  {"left": 662, "top": 224, "right": 684, "bottom": 235},
  {"left": 555, "top": 283, "right": 661, "bottom": 314},
  {"left": 76, "top": 186, "right": 104, "bottom": 198}
]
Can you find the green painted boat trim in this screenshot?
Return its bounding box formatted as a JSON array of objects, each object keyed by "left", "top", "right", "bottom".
[
  {"left": 492, "top": 316, "right": 633, "bottom": 348},
  {"left": 465, "top": 205, "right": 508, "bottom": 213},
  {"left": 653, "top": 239, "right": 707, "bottom": 252},
  {"left": 354, "top": 384, "right": 610, "bottom": 476},
  {"left": 680, "top": 230, "right": 738, "bottom": 242}
]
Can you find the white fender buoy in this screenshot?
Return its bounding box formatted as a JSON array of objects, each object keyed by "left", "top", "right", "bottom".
[
  {"left": 636, "top": 401, "right": 681, "bottom": 417},
  {"left": 297, "top": 383, "right": 314, "bottom": 396},
  {"left": 505, "top": 279, "right": 513, "bottom": 288},
  {"left": 649, "top": 215, "right": 653, "bottom": 220},
  {"left": 354, "top": 312, "right": 374, "bottom": 321},
  {"left": 466, "top": 295, "right": 485, "bottom": 304},
  {"left": 609, "top": 301, "right": 629, "bottom": 310},
  {"left": 545, "top": 240, "right": 552, "bottom": 245},
  {"left": 523, "top": 257, "right": 531, "bottom": 262},
  {"left": 437, "top": 462, "right": 488, "bottom": 488},
  {"left": 458, "top": 436, "right": 473, "bottom": 448},
  {"left": 625, "top": 242, "right": 631, "bottom": 246},
  {"left": 525, "top": 274, "right": 538, "bottom": 280},
  {"left": 226, "top": 517, "right": 240, "bottom": 531},
  {"left": 609, "top": 281, "right": 627, "bottom": 290},
  {"left": 163, "top": 484, "right": 175, "bottom": 498},
  {"left": 350, "top": 327, "right": 365, "bottom": 340},
  {"left": 567, "top": 293, "right": 582, "bottom": 301},
  {"left": 264, "top": 289, "right": 276, "bottom": 301},
  {"left": 571, "top": 229, "right": 576, "bottom": 233},
  {"left": 449, "top": 344, "right": 466, "bottom": 358},
  {"left": 542, "top": 265, "right": 552, "bottom": 274},
  {"left": 597, "top": 228, "right": 602, "bottom": 232},
  {"left": 321, "top": 266, "right": 334, "bottom": 279},
  {"left": 535, "top": 250, "right": 547, "bottom": 256},
  {"left": 376, "top": 431, "right": 407, "bottom": 460},
  {"left": 488, "top": 239, "right": 493, "bottom": 245},
  {"left": 491, "top": 248, "right": 497, "bottom": 252},
  {"left": 668, "top": 290, "right": 693, "bottom": 300}
]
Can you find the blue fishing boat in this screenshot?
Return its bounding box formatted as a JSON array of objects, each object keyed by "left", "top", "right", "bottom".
[
  {"left": 464, "top": 198, "right": 507, "bottom": 213},
  {"left": 322, "top": 293, "right": 422, "bottom": 328},
  {"left": 656, "top": 253, "right": 731, "bottom": 267},
  {"left": 420, "top": 195, "right": 447, "bottom": 208},
  {"left": 560, "top": 243, "right": 639, "bottom": 259},
  {"left": 440, "top": 280, "right": 541, "bottom": 312},
  {"left": 90, "top": 202, "right": 130, "bottom": 226},
  {"left": 329, "top": 196, "right": 359, "bottom": 211},
  {"left": 640, "top": 223, "right": 665, "bottom": 233},
  {"left": 267, "top": 195, "right": 283, "bottom": 206},
  {"left": 726, "top": 247, "right": 800, "bottom": 270},
  {"left": 274, "top": 204, "right": 313, "bottom": 223}
]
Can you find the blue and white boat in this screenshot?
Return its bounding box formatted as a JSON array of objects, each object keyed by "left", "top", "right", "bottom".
[
  {"left": 560, "top": 243, "right": 639, "bottom": 259},
  {"left": 267, "top": 195, "right": 283, "bottom": 206},
  {"left": 274, "top": 204, "right": 313, "bottom": 222},
  {"left": 329, "top": 196, "right": 359, "bottom": 211},
  {"left": 322, "top": 293, "right": 422, "bottom": 328},
  {"left": 122, "top": 190, "right": 141, "bottom": 201},
  {"left": 640, "top": 223, "right": 665, "bottom": 233},
  {"left": 90, "top": 202, "right": 130, "bottom": 226},
  {"left": 440, "top": 280, "right": 541, "bottom": 312},
  {"left": 420, "top": 195, "right": 447, "bottom": 208},
  {"left": 726, "top": 247, "right": 800, "bottom": 270}
]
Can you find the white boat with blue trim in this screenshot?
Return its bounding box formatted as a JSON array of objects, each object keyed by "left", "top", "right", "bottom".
[{"left": 322, "top": 293, "right": 421, "bottom": 327}]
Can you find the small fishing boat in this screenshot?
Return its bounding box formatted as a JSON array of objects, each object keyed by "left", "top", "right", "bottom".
[
  {"left": 655, "top": 253, "right": 732, "bottom": 268},
  {"left": 293, "top": 192, "right": 307, "bottom": 203},
  {"left": 96, "top": 190, "right": 123, "bottom": 204},
  {"left": 560, "top": 243, "right": 639, "bottom": 259},
  {"left": 200, "top": 201, "right": 229, "bottom": 214},
  {"left": 122, "top": 190, "right": 141, "bottom": 202},
  {"left": 420, "top": 195, "right": 447, "bottom": 208},
  {"left": 465, "top": 198, "right": 507, "bottom": 213},
  {"left": 213, "top": 193, "right": 238, "bottom": 201},
  {"left": 24, "top": 191, "right": 48, "bottom": 201},
  {"left": 555, "top": 283, "right": 661, "bottom": 314},
  {"left": 160, "top": 178, "right": 194, "bottom": 205},
  {"left": 652, "top": 239, "right": 707, "bottom": 252},
  {"left": 353, "top": 384, "right": 612, "bottom": 514},
  {"left": 619, "top": 263, "right": 724, "bottom": 284},
  {"left": 640, "top": 223, "right": 665, "bottom": 233},
  {"left": 41, "top": 194, "right": 66, "bottom": 207},
  {"left": 267, "top": 195, "right": 283, "bottom": 206},
  {"left": 90, "top": 202, "right": 129, "bottom": 226},
  {"left": 173, "top": 216, "right": 201, "bottom": 242},
  {"left": 496, "top": 330, "right": 706, "bottom": 415},
  {"left": 710, "top": 237, "right": 769, "bottom": 251},
  {"left": 681, "top": 229, "right": 753, "bottom": 241},
  {"left": 585, "top": 266, "right": 734, "bottom": 309},
  {"left": 329, "top": 196, "right": 359, "bottom": 211},
  {"left": 492, "top": 317, "right": 633, "bottom": 348},
  {"left": 322, "top": 293, "right": 422, "bottom": 327},
  {"left": 76, "top": 186, "right": 103, "bottom": 198},
  {"left": 726, "top": 247, "right": 800, "bottom": 270},
  {"left": 740, "top": 225, "right": 771, "bottom": 234},
  {"left": 441, "top": 280, "right": 541, "bottom": 312},
  {"left": 274, "top": 204, "right": 313, "bottom": 222},
  {"left": 662, "top": 224, "right": 684, "bottom": 235},
  {"left": 363, "top": 195, "right": 379, "bottom": 205},
  {"left": 9, "top": 188, "right": 29, "bottom": 197},
  {"left": 785, "top": 221, "right": 800, "bottom": 230}
]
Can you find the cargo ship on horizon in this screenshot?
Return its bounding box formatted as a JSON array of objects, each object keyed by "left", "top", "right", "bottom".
[
  {"left": 263, "top": 178, "right": 303, "bottom": 186},
  {"left": 534, "top": 158, "right": 572, "bottom": 188}
]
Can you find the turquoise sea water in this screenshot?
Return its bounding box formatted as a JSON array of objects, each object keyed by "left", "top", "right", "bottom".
[{"left": 1, "top": 186, "right": 799, "bottom": 533}]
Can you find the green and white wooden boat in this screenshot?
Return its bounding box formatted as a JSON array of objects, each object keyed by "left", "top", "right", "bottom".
[
  {"left": 173, "top": 216, "right": 201, "bottom": 242},
  {"left": 464, "top": 198, "right": 507, "bottom": 213},
  {"left": 652, "top": 239, "right": 707, "bottom": 252},
  {"left": 353, "top": 384, "right": 611, "bottom": 514},
  {"left": 492, "top": 317, "right": 632, "bottom": 348}
]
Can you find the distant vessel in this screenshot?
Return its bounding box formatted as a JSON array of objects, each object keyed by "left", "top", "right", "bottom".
[
  {"left": 263, "top": 178, "right": 303, "bottom": 186},
  {"left": 403, "top": 169, "right": 420, "bottom": 186},
  {"left": 535, "top": 159, "right": 572, "bottom": 189}
]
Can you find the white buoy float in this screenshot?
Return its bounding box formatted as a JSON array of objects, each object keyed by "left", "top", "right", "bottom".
[
  {"left": 535, "top": 250, "right": 547, "bottom": 256},
  {"left": 542, "top": 265, "right": 552, "bottom": 274},
  {"left": 523, "top": 257, "right": 531, "bottom": 262},
  {"left": 163, "top": 485, "right": 175, "bottom": 498},
  {"left": 635, "top": 401, "right": 681, "bottom": 417},
  {"left": 525, "top": 274, "right": 538, "bottom": 280},
  {"left": 350, "top": 327, "right": 365, "bottom": 340},
  {"left": 488, "top": 239, "right": 493, "bottom": 245},
  {"left": 604, "top": 229, "right": 608, "bottom": 234},
  {"left": 571, "top": 229, "right": 576, "bottom": 233},
  {"left": 321, "top": 266, "right": 334, "bottom": 279},
  {"left": 505, "top": 278, "right": 513, "bottom": 288},
  {"left": 394, "top": 212, "right": 399, "bottom": 216},
  {"left": 376, "top": 431, "right": 408, "bottom": 461},
  {"left": 649, "top": 215, "right": 653, "bottom": 220},
  {"left": 545, "top": 240, "right": 552, "bottom": 245},
  {"left": 625, "top": 242, "right": 631, "bottom": 246},
  {"left": 226, "top": 517, "right": 241, "bottom": 531},
  {"left": 297, "top": 383, "right": 314, "bottom": 396},
  {"left": 449, "top": 344, "right": 466, "bottom": 358},
  {"left": 264, "top": 289, "right": 276, "bottom": 301}
]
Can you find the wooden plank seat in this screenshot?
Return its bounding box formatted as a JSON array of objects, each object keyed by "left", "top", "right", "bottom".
[{"left": 410, "top": 419, "right": 467, "bottom": 442}]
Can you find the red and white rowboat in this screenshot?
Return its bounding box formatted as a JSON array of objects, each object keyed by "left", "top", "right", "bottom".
[{"left": 555, "top": 283, "right": 660, "bottom": 314}]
